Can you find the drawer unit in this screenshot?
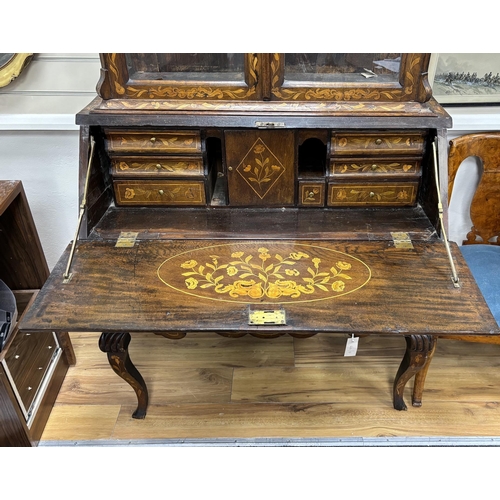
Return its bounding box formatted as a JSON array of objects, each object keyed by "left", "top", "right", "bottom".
[
  {"left": 327, "top": 130, "right": 425, "bottom": 207},
  {"left": 114, "top": 180, "right": 206, "bottom": 206},
  {"left": 105, "top": 130, "right": 202, "bottom": 154},
  {"left": 104, "top": 128, "right": 209, "bottom": 207},
  {"left": 111, "top": 157, "right": 205, "bottom": 178},
  {"left": 327, "top": 182, "right": 419, "bottom": 207},
  {"left": 2, "top": 331, "right": 61, "bottom": 425}
]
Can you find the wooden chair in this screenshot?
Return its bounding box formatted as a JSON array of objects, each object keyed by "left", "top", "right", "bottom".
[
  {"left": 447, "top": 132, "right": 500, "bottom": 328},
  {"left": 412, "top": 132, "right": 500, "bottom": 406}
]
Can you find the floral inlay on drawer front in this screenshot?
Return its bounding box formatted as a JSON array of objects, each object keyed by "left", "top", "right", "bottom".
[
  {"left": 330, "top": 160, "right": 420, "bottom": 176},
  {"left": 157, "top": 242, "right": 371, "bottom": 304},
  {"left": 328, "top": 183, "right": 417, "bottom": 206},
  {"left": 331, "top": 133, "right": 425, "bottom": 156},
  {"left": 299, "top": 182, "right": 325, "bottom": 206},
  {"left": 105, "top": 130, "right": 202, "bottom": 154},
  {"left": 114, "top": 180, "right": 206, "bottom": 206},
  {"left": 111, "top": 157, "right": 204, "bottom": 177}
]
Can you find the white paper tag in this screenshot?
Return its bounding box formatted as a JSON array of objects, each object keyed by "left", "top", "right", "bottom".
[{"left": 344, "top": 335, "right": 359, "bottom": 357}]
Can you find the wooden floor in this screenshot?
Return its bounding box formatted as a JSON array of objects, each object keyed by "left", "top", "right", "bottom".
[{"left": 40, "top": 331, "right": 500, "bottom": 445}]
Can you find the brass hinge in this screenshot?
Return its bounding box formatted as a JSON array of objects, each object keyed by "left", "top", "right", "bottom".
[
  {"left": 115, "top": 232, "right": 139, "bottom": 248},
  {"left": 391, "top": 232, "right": 414, "bottom": 249}
]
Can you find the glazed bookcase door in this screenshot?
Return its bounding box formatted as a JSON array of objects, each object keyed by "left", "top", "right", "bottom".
[
  {"left": 98, "top": 53, "right": 263, "bottom": 100},
  {"left": 270, "top": 53, "right": 432, "bottom": 102}
]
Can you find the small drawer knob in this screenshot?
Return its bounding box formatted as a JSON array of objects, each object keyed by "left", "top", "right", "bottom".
[
  {"left": 150, "top": 137, "right": 156, "bottom": 143},
  {"left": 158, "top": 189, "right": 164, "bottom": 195},
  {"left": 369, "top": 191, "right": 375, "bottom": 198},
  {"left": 371, "top": 164, "right": 378, "bottom": 170},
  {"left": 228, "top": 166, "right": 233, "bottom": 171},
  {"left": 156, "top": 164, "right": 162, "bottom": 169},
  {"left": 375, "top": 138, "right": 382, "bottom": 145}
]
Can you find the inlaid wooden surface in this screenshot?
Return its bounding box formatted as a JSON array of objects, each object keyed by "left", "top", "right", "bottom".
[
  {"left": 41, "top": 332, "right": 500, "bottom": 443},
  {"left": 20, "top": 239, "right": 499, "bottom": 336}
]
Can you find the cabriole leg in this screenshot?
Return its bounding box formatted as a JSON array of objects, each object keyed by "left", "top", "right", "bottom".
[
  {"left": 412, "top": 338, "right": 437, "bottom": 407},
  {"left": 393, "top": 335, "right": 436, "bottom": 411},
  {"left": 98, "top": 332, "right": 149, "bottom": 419}
]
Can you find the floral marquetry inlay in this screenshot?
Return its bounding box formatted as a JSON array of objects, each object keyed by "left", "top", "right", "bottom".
[
  {"left": 157, "top": 243, "right": 372, "bottom": 304},
  {"left": 236, "top": 139, "right": 286, "bottom": 199}
]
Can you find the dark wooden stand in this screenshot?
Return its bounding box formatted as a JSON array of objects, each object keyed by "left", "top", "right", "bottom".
[{"left": 0, "top": 181, "right": 75, "bottom": 446}]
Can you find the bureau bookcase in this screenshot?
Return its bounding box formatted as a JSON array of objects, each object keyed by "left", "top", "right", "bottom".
[{"left": 20, "top": 53, "right": 499, "bottom": 420}]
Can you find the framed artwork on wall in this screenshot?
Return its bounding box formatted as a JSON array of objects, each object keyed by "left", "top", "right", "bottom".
[
  {"left": 429, "top": 53, "right": 500, "bottom": 105},
  {"left": 0, "top": 53, "right": 33, "bottom": 88}
]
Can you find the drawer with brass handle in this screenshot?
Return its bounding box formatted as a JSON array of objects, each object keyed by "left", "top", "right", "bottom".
[
  {"left": 111, "top": 157, "right": 204, "bottom": 177},
  {"left": 114, "top": 180, "right": 206, "bottom": 206},
  {"left": 329, "top": 158, "right": 421, "bottom": 177},
  {"left": 105, "top": 130, "right": 202, "bottom": 154},
  {"left": 298, "top": 181, "right": 326, "bottom": 207},
  {"left": 331, "top": 132, "right": 425, "bottom": 156},
  {"left": 327, "top": 182, "right": 418, "bottom": 207}
]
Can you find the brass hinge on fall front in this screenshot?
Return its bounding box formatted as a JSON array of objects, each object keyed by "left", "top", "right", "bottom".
[
  {"left": 62, "top": 136, "right": 96, "bottom": 283},
  {"left": 391, "top": 232, "right": 414, "bottom": 249}
]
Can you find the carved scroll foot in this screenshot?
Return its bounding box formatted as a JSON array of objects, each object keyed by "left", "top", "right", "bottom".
[
  {"left": 393, "top": 335, "right": 436, "bottom": 411},
  {"left": 99, "top": 332, "right": 149, "bottom": 419}
]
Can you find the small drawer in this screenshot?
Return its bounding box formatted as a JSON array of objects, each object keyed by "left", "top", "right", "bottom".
[
  {"left": 331, "top": 132, "right": 425, "bottom": 156},
  {"left": 114, "top": 180, "right": 206, "bottom": 206},
  {"left": 298, "top": 181, "right": 325, "bottom": 207},
  {"left": 330, "top": 158, "right": 421, "bottom": 177},
  {"left": 105, "top": 130, "right": 202, "bottom": 154},
  {"left": 111, "top": 157, "right": 204, "bottom": 178},
  {"left": 327, "top": 182, "right": 418, "bottom": 207}
]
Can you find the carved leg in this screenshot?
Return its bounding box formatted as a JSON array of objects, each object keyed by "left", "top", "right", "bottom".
[
  {"left": 98, "top": 332, "right": 149, "bottom": 419},
  {"left": 393, "top": 335, "right": 436, "bottom": 411},
  {"left": 412, "top": 338, "right": 437, "bottom": 407}
]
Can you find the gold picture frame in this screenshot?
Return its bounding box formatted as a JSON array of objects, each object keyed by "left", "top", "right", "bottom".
[{"left": 0, "top": 53, "right": 33, "bottom": 88}]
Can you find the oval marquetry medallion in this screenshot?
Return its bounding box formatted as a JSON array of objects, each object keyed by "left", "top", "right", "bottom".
[{"left": 157, "top": 242, "right": 371, "bottom": 304}]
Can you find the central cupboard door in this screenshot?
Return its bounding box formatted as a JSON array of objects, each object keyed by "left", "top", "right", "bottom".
[{"left": 225, "top": 130, "right": 295, "bottom": 206}]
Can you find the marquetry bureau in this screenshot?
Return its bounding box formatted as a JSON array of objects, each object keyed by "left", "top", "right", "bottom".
[{"left": 19, "top": 53, "right": 500, "bottom": 419}]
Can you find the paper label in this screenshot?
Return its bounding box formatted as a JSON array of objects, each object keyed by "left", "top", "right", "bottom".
[{"left": 344, "top": 336, "right": 359, "bottom": 356}]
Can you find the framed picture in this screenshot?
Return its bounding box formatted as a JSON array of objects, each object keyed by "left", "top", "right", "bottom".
[
  {"left": 0, "top": 53, "right": 33, "bottom": 88},
  {"left": 429, "top": 53, "right": 500, "bottom": 105}
]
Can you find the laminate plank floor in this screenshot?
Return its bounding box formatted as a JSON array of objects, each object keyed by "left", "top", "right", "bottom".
[{"left": 40, "top": 332, "right": 500, "bottom": 445}]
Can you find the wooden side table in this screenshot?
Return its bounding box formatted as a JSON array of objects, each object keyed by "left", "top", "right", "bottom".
[{"left": 0, "top": 180, "right": 75, "bottom": 446}]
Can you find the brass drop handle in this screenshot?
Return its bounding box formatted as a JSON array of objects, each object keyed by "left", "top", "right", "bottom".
[{"left": 375, "top": 138, "right": 382, "bottom": 145}]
